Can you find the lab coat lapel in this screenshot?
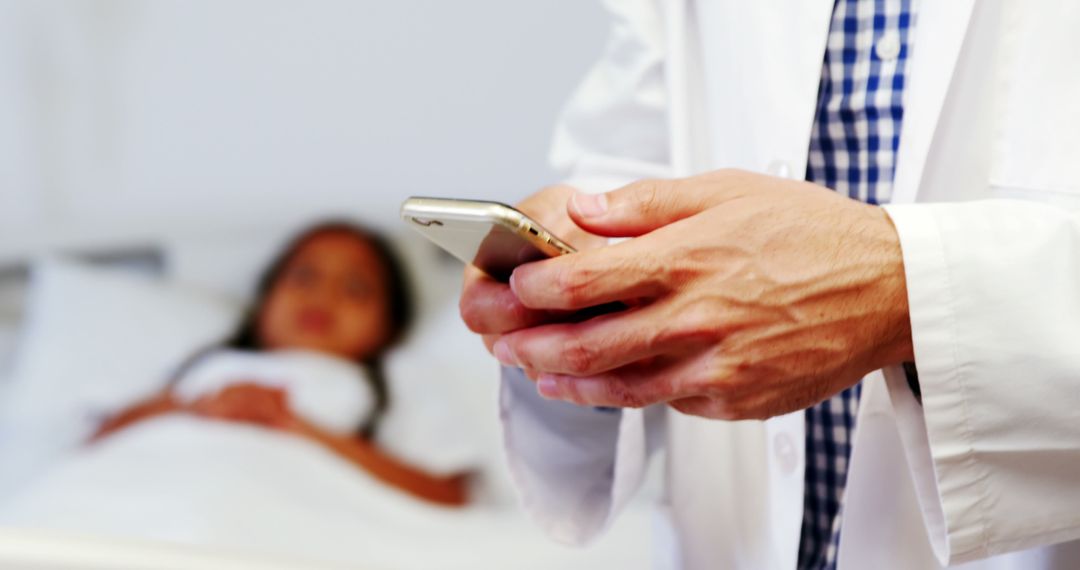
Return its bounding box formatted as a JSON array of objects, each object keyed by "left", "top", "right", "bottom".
[
  {"left": 891, "top": 0, "right": 977, "bottom": 205},
  {"left": 689, "top": 0, "right": 834, "bottom": 177},
  {"left": 664, "top": 0, "right": 708, "bottom": 176}
]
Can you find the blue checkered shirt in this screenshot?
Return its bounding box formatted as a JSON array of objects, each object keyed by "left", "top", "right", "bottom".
[{"left": 797, "top": 1, "right": 915, "bottom": 569}]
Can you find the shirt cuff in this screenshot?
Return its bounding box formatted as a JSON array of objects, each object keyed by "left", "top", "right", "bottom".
[{"left": 882, "top": 204, "right": 990, "bottom": 565}]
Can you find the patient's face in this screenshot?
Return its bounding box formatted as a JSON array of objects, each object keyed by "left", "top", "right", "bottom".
[{"left": 257, "top": 231, "right": 392, "bottom": 360}]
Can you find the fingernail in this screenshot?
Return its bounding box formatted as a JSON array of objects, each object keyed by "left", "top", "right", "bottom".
[
  {"left": 508, "top": 270, "right": 519, "bottom": 296},
  {"left": 493, "top": 340, "right": 518, "bottom": 366},
  {"left": 537, "top": 375, "right": 560, "bottom": 399},
  {"left": 571, "top": 191, "right": 608, "bottom": 218}
]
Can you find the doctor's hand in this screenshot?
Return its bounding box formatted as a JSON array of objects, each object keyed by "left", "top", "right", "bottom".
[
  {"left": 459, "top": 184, "right": 608, "bottom": 364},
  {"left": 492, "top": 169, "right": 914, "bottom": 420}
]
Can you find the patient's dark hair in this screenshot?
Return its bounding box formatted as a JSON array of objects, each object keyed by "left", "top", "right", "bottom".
[{"left": 212, "top": 220, "right": 413, "bottom": 438}]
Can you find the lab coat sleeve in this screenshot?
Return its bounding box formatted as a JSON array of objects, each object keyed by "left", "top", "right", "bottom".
[
  {"left": 882, "top": 199, "right": 1080, "bottom": 565},
  {"left": 500, "top": 367, "right": 664, "bottom": 544},
  {"left": 499, "top": 0, "right": 672, "bottom": 545}
]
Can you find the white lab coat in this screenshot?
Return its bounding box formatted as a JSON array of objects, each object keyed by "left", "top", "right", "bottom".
[{"left": 499, "top": 0, "right": 1080, "bottom": 568}]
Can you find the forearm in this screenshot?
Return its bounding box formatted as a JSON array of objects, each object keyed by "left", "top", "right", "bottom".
[
  {"left": 291, "top": 421, "right": 469, "bottom": 507},
  {"left": 90, "top": 392, "right": 181, "bottom": 442}
]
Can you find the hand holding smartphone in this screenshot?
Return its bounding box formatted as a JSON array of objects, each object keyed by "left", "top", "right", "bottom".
[
  {"left": 402, "top": 196, "right": 625, "bottom": 324},
  {"left": 403, "top": 195, "right": 623, "bottom": 410}
]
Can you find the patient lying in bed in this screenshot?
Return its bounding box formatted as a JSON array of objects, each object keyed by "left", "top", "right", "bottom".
[{"left": 92, "top": 221, "right": 469, "bottom": 506}]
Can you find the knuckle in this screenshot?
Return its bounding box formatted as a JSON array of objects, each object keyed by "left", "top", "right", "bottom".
[
  {"left": 590, "top": 377, "right": 647, "bottom": 408},
  {"left": 553, "top": 265, "right": 591, "bottom": 307},
  {"left": 632, "top": 179, "right": 672, "bottom": 216},
  {"left": 608, "top": 383, "right": 647, "bottom": 408},
  {"left": 560, "top": 337, "right": 597, "bottom": 375},
  {"left": 649, "top": 252, "right": 687, "bottom": 291},
  {"left": 635, "top": 378, "right": 672, "bottom": 408}
]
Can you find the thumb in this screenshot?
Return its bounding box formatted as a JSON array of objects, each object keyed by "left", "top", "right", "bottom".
[{"left": 567, "top": 177, "right": 726, "bottom": 237}]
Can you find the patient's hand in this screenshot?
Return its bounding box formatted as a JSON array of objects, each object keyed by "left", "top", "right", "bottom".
[
  {"left": 91, "top": 393, "right": 183, "bottom": 442},
  {"left": 189, "top": 383, "right": 297, "bottom": 429}
]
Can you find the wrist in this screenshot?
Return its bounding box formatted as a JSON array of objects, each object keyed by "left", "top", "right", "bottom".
[{"left": 869, "top": 206, "right": 915, "bottom": 367}]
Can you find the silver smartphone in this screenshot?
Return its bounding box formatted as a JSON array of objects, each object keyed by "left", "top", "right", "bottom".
[{"left": 401, "top": 197, "right": 576, "bottom": 281}]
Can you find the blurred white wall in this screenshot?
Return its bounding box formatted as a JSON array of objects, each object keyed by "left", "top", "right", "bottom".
[{"left": 0, "top": 0, "right": 606, "bottom": 262}]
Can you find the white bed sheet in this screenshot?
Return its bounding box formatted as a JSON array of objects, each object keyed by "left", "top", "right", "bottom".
[{"left": 0, "top": 415, "right": 652, "bottom": 570}]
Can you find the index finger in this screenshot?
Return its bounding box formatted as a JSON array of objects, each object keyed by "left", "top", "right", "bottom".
[
  {"left": 509, "top": 240, "right": 669, "bottom": 311},
  {"left": 459, "top": 265, "right": 554, "bottom": 335}
]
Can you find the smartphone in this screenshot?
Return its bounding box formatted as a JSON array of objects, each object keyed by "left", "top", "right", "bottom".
[{"left": 400, "top": 197, "right": 575, "bottom": 281}]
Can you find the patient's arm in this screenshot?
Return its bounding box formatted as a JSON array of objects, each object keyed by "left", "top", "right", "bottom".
[
  {"left": 91, "top": 383, "right": 283, "bottom": 442},
  {"left": 94, "top": 384, "right": 469, "bottom": 506},
  {"left": 90, "top": 392, "right": 183, "bottom": 442},
  {"left": 288, "top": 416, "right": 471, "bottom": 507},
  {"left": 189, "top": 383, "right": 471, "bottom": 507},
  {"left": 90, "top": 383, "right": 275, "bottom": 442}
]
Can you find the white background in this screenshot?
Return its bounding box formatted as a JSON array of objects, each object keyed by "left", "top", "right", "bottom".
[{"left": 0, "top": 0, "right": 607, "bottom": 263}]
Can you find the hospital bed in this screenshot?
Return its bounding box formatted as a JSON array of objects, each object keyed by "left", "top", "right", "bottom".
[{"left": 0, "top": 230, "right": 658, "bottom": 570}]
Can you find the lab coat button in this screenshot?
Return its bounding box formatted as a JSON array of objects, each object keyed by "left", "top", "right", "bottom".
[
  {"left": 875, "top": 31, "right": 901, "bottom": 61},
  {"left": 766, "top": 160, "right": 793, "bottom": 179},
  {"left": 773, "top": 432, "right": 798, "bottom": 475}
]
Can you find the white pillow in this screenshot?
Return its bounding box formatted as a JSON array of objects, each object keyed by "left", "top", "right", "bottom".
[{"left": 0, "top": 258, "right": 241, "bottom": 498}]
